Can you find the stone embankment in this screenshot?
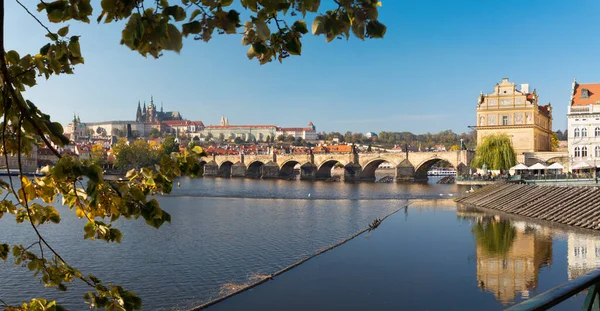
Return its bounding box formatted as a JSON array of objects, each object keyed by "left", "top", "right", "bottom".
[
  {"left": 437, "top": 176, "right": 455, "bottom": 184},
  {"left": 455, "top": 184, "right": 600, "bottom": 230}
]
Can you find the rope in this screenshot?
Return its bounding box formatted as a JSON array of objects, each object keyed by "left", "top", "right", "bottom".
[{"left": 186, "top": 204, "right": 409, "bottom": 311}]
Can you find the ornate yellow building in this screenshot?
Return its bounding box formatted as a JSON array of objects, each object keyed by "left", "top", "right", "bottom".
[{"left": 476, "top": 78, "right": 553, "bottom": 155}]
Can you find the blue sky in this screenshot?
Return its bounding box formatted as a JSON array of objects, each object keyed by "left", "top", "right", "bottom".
[{"left": 5, "top": 0, "right": 600, "bottom": 134}]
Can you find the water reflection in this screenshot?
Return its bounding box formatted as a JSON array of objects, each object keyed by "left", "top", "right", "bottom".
[
  {"left": 458, "top": 208, "right": 553, "bottom": 305},
  {"left": 568, "top": 233, "right": 600, "bottom": 280}
]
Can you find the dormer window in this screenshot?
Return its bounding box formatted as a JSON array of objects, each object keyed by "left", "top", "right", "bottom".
[{"left": 581, "top": 88, "right": 590, "bottom": 99}]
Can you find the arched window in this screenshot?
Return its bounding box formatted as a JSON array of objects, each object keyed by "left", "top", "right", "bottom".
[
  {"left": 596, "top": 127, "right": 600, "bottom": 137},
  {"left": 596, "top": 146, "right": 600, "bottom": 158},
  {"left": 575, "top": 147, "right": 581, "bottom": 157},
  {"left": 582, "top": 146, "right": 588, "bottom": 157},
  {"left": 582, "top": 128, "right": 588, "bottom": 137},
  {"left": 575, "top": 128, "right": 580, "bottom": 137}
]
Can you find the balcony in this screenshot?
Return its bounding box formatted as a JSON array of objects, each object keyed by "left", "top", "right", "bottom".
[{"left": 569, "top": 104, "right": 600, "bottom": 115}]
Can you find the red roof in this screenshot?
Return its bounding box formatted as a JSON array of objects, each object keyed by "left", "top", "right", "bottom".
[
  {"left": 572, "top": 83, "right": 600, "bottom": 106},
  {"left": 161, "top": 120, "right": 204, "bottom": 126},
  {"left": 205, "top": 125, "right": 276, "bottom": 129},
  {"left": 280, "top": 127, "right": 311, "bottom": 132}
]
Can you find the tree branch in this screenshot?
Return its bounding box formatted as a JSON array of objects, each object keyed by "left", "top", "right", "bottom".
[{"left": 15, "top": 0, "right": 58, "bottom": 41}]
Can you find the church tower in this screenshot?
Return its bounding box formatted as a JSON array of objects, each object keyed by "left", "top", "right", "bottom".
[{"left": 136, "top": 101, "right": 143, "bottom": 122}]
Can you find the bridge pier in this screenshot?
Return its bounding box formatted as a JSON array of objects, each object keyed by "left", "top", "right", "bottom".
[
  {"left": 395, "top": 159, "right": 415, "bottom": 182},
  {"left": 300, "top": 163, "right": 317, "bottom": 181},
  {"left": 262, "top": 161, "right": 280, "bottom": 179},
  {"left": 343, "top": 163, "right": 362, "bottom": 182},
  {"left": 203, "top": 161, "right": 219, "bottom": 177},
  {"left": 231, "top": 162, "right": 246, "bottom": 178}
]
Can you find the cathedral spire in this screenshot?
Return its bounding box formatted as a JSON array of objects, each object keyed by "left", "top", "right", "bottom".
[
  {"left": 72, "top": 112, "right": 77, "bottom": 123},
  {"left": 136, "top": 101, "right": 143, "bottom": 122},
  {"left": 161, "top": 101, "right": 163, "bottom": 113}
]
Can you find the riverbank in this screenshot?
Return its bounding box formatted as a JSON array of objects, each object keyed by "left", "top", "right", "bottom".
[{"left": 455, "top": 183, "right": 600, "bottom": 231}]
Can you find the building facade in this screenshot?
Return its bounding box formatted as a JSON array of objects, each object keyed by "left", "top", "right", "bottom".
[
  {"left": 276, "top": 122, "right": 318, "bottom": 140},
  {"left": 567, "top": 79, "right": 600, "bottom": 171},
  {"left": 136, "top": 96, "right": 182, "bottom": 123},
  {"left": 476, "top": 78, "right": 553, "bottom": 156}
]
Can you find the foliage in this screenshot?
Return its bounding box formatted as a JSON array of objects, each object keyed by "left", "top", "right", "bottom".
[
  {"left": 470, "top": 134, "right": 516, "bottom": 170},
  {"left": 90, "top": 143, "right": 105, "bottom": 165},
  {"left": 472, "top": 219, "right": 517, "bottom": 256},
  {"left": 2, "top": 0, "right": 386, "bottom": 309},
  {"left": 149, "top": 128, "right": 161, "bottom": 139},
  {"left": 162, "top": 135, "right": 179, "bottom": 155},
  {"left": 551, "top": 133, "right": 559, "bottom": 151}
]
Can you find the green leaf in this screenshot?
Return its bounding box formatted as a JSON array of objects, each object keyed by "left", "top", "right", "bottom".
[
  {"left": 221, "top": 0, "right": 234, "bottom": 6},
  {"left": 47, "top": 9, "right": 64, "bottom": 23},
  {"left": 254, "top": 19, "right": 270, "bottom": 41},
  {"left": 293, "top": 20, "right": 308, "bottom": 34},
  {"left": 312, "top": 16, "right": 326, "bottom": 36},
  {"left": 286, "top": 37, "right": 302, "bottom": 55},
  {"left": 6, "top": 50, "right": 20, "bottom": 65},
  {"left": 164, "top": 5, "right": 186, "bottom": 22},
  {"left": 164, "top": 24, "right": 183, "bottom": 53},
  {"left": 247, "top": 45, "right": 256, "bottom": 59},
  {"left": 69, "top": 37, "right": 81, "bottom": 57},
  {"left": 189, "top": 9, "right": 202, "bottom": 21},
  {"left": 252, "top": 42, "right": 267, "bottom": 54},
  {"left": 57, "top": 25, "right": 69, "bottom": 37},
  {"left": 182, "top": 21, "right": 202, "bottom": 36},
  {"left": 366, "top": 20, "right": 386, "bottom": 39}
]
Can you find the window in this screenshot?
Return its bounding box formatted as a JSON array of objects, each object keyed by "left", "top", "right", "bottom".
[
  {"left": 596, "top": 127, "right": 600, "bottom": 137},
  {"left": 582, "top": 146, "right": 588, "bottom": 157},
  {"left": 596, "top": 146, "right": 600, "bottom": 158},
  {"left": 583, "top": 128, "right": 588, "bottom": 137},
  {"left": 502, "top": 116, "right": 508, "bottom": 125},
  {"left": 575, "top": 128, "right": 580, "bottom": 137},
  {"left": 575, "top": 147, "right": 581, "bottom": 157}
]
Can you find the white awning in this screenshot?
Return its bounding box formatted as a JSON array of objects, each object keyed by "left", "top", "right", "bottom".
[
  {"left": 547, "top": 162, "right": 564, "bottom": 170},
  {"left": 528, "top": 163, "right": 547, "bottom": 170},
  {"left": 510, "top": 163, "right": 529, "bottom": 170},
  {"left": 572, "top": 162, "right": 592, "bottom": 170}
]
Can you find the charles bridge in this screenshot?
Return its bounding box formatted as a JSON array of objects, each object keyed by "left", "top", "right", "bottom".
[{"left": 198, "top": 150, "right": 474, "bottom": 182}]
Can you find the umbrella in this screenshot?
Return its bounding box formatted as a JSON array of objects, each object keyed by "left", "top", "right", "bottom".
[
  {"left": 510, "top": 163, "right": 529, "bottom": 170},
  {"left": 528, "top": 163, "right": 547, "bottom": 170},
  {"left": 572, "top": 162, "right": 592, "bottom": 170},
  {"left": 547, "top": 162, "right": 564, "bottom": 170}
]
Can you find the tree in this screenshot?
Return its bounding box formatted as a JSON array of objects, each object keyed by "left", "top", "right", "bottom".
[
  {"left": 470, "top": 134, "right": 517, "bottom": 170},
  {"left": 162, "top": 135, "right": 178, "bottom": 155},
  {"left": 218, "top": 133, "right": 225, "bottom": 143},
  {"left": 150, "top": 128, "right": 161, "bottom": 139},
  {"left": 90, "top": 143, "right": 105, "bottom": 165},
  {"left": 551, "top": 133, "right": 559, "bottom": 151},
  {"left": 285, "top": 135, "right": 296, "bottom": 143},
  {"left": 1, "top": 1, "right": 386, "bottom": 310},
  {"left": 234, "top": 137, "right": 243, "bottom": 144},
  {"left": 472, "top": 219, "right": 517, "bottom": 256},
  {"left": 277, "top": 134, "right": 285, "bottom": 142},
  {"left": 205, "top": 132, "right": 214, "bottom": 142}
]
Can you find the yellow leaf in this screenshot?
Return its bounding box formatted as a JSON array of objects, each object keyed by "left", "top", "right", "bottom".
[
  {"left": 377, "top": 1, "right": 382, "bottom": 6},
  {"left": 75, "top": 208, "right": 85, "bottom": 218}
]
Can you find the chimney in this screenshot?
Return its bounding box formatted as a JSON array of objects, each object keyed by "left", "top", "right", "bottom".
[{"left": 521, "top": 83, "right": 530, "bottom": 94}]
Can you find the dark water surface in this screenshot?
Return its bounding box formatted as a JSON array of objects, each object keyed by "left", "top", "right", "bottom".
[{"left": 1, "top": 177, "right": 599, "bottom": 310}]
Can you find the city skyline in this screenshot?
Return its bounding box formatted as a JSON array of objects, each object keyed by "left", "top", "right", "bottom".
[{"left": 7, "top": 1, "right": 597, "bottom": 133}]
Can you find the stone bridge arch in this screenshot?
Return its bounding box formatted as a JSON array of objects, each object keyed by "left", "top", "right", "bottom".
[
  {"left": 246, "top": 160, "right": 264, "bottom": 179},
  {"left": 218, "top": 161, "right": 234, "bottom": 178},
  {"left": 359, "top": 158, "right": 398, "bottom": 181}
]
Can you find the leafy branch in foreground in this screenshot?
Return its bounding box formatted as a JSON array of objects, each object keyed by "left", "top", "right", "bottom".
[{"left": 1, "top": 0, "right": 386, "bottom": 309}]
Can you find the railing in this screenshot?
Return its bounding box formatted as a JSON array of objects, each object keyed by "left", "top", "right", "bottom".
[{"left": 505, "top": 269, "right": 600, "bottom": 310}]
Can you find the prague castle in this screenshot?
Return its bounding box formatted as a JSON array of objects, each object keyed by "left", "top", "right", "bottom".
[
  {"left": 475, "top": 78, "right": 553, "bottom": 156},
  {"left": 136, "top": 96, "right": 182, "bottom": 123}
]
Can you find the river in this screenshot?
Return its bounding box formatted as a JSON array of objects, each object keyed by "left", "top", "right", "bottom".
[{"left": 0, "top": 176, "right": 598, "bottom": 310}]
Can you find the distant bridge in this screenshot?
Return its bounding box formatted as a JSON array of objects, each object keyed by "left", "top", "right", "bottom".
[{"left": 199, "top": 150, "right": 474, "bottom": 182}]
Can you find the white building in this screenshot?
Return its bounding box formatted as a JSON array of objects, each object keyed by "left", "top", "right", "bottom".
[
  {"left": 567, "top": 79, "right": 600, "bottom": 172},
  {"left": 567, "top": 233, "right": 600, "bottom": 280},
  {"left": 276, "top": 122, "right": 318, "bottom": 141}
]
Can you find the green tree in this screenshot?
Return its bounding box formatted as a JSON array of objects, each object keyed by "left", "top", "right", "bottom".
[
  {"left": 472, "top": 219, "right": 517, "bottom": 256},
  {"left": 234, "top": 137, "right": 243, "bottom": 144},
  {"left": 551, "top": 133, "right": 559, "bottom": 151},
  {"left": 284, "top": 135, "right": 295, "bottom": 143},
  {"left": 90, "top": 143, "right": 105, "bottom": 165},
  {"left": 205, "top": 132, "right": 214, "bottom": 142},
  {"left": 162, "top": 135, "right": 179, "bottom": 155},
  {"left": 470, "top": 134, "right": 516, "bottom": 170},
  {"left": 1, "top": 0, "right": 386, "bottom": 309},
  {"left": 149, "top": 128, "right": 161, "bottom": 139},
  {"left": 218, "top": 133, "right": 225, "bottom": 143}
]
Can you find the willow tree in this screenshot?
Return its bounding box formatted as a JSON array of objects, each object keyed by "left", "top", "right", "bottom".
[
  {"left": 470, "top": 134, "right": 516, "bottom": 170},
  {"left": 472, "top": 218, "right": 517, "bottom": 256},
  {"left": 0, "top": 0, "right": 386, "bottom": 310}
]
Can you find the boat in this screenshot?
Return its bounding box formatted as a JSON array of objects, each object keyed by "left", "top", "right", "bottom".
[{"left": 427, "top": 168, "right": 457, "bottom": 176}]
